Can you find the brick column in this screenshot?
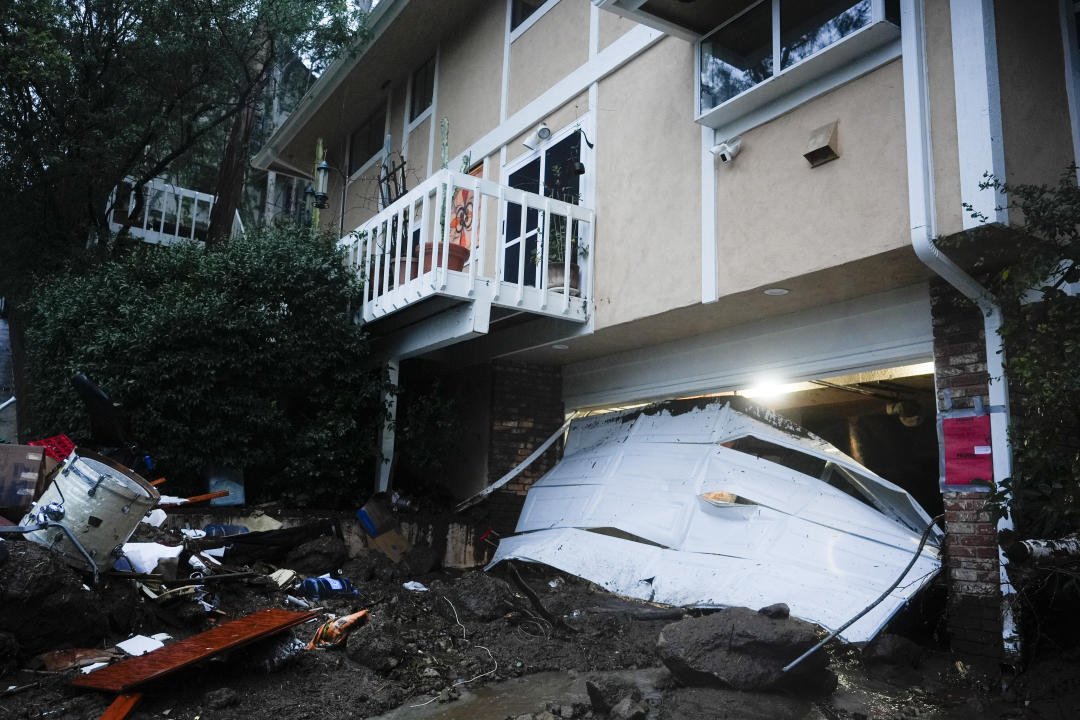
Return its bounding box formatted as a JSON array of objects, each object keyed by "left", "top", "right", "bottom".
[
  {"left": 930, "top": 279, "right": 1004, "bottom": 662},
  {"left": 484, "top": 360, "right": 564, "bottom": 536}
]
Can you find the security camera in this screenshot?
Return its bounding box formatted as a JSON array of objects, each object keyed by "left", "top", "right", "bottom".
[{"left": 710, "top": 137, "right": 742, "bottom": 163}]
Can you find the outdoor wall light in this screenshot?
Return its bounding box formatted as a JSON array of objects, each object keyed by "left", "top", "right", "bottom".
[
  {"left": 523, "top": 123, "right": 552, "bottom": 150},
  {"left": 314, "top": 160, "right": 330, "bottom": 209}
]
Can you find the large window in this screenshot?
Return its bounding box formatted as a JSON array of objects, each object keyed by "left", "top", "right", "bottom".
[
  {"left": 348, "top": 103, "right": 386, "bottom": 176},
  {"left": 699, "top": 0, "right": 899, "bottom": 117},
  {"left": 409, "top": 56, "right": 435, "bottom": 123}
]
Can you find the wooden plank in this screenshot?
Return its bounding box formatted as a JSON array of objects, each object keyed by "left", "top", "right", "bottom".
[
  {"left": 99, "top": 693, "right": 142, "bottom": 720},
  {"left": 72, "top": 609, "right": 317, "bottom": 693}
]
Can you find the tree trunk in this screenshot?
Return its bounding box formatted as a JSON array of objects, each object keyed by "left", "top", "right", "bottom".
[
  {"left": 206, "top": 98, "right": 259, "bottom": 244},
  {"left": 1005, "top": 533, "right": 1080, "bottom": 565}
]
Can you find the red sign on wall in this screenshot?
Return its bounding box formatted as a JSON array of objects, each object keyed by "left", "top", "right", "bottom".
[{"left": 943, "top": 415, "right": 993, "bottom": 485}]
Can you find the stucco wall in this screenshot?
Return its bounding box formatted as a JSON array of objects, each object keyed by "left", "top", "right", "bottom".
[
  {"left": 439, "top": 2, "right": 506, "bottom": 159},
  {"left": 712, "top": 60, "right": 910, "bottom": 298},
  {"left": 592, "top": 36, "right": 701, "bottom": 329},
  {"left": 598, "top": 7, "right": 638, "bottom": 52},
  {"left": 508, "top": 0, "right": 591, "bottom": 116},
  {"left": 926, "top": 0, "right": 964, "bottom": 237},
  {"left": 996, "top": 1, "right": 1075, "bottom": 191}
]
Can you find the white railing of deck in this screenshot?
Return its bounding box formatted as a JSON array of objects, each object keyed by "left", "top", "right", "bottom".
[
  {"left": 340, "top": 169, "right": 594, "bottom": 324},
  {"left": 108, "top": 179, "right": 244, "bottom": 244}
]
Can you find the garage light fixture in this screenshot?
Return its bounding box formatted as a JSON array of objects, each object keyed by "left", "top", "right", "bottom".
[{"left": 763, "top": 287, "right": 790, "bottom": 296}]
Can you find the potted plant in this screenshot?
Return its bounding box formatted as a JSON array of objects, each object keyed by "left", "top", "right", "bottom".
[{"left": 539, "top": 214, "right": 587, "bottom": 295}]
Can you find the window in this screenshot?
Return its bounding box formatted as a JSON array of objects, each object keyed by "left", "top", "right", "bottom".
[
  {"left": 698, "top": 0, "right": 899, "bottom": 120},
  {"left": 511, "top": 0, "right": 547, "bottom": 31},
  {"left": 348, "top": 103, "right": 386, "bottom": 176},
  {"left": 503, "top": 130, "right": 584, "bottom": 286},
  {"left": 409, "top": 56, "right": 435, "bottom": 123}
]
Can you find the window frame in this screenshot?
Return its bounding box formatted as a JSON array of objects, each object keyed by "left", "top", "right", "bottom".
[
  {"left": 509, "top": 0, "right": 560, "bottom": 43},
  {"left": 407, "top": 55, "right": 436, "bottom": 128},
  {"left": 348, "top": 102, "right": 389, "bottom": 180},
  {"left": 695, "top": 0, "right": 900, "bottom": 131}
]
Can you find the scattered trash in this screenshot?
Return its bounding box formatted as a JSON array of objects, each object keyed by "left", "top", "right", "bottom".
[
  {"left": 206, "top": 467, "right": 244, "bottom": 507},
  {"left": 367, "top": 528, "right": 411, "bottom": 563},
  {"left": 116, "top": 634, "right": 170, "bottom": 656},
  {"left": 296, "top": 576, "right": 358, "bottom": 600},
  {"left": 32, "top": 648, "right": 119, "bottom": 672},
  {"left": 306, "top": 609, "right": 370, "bottom": 650},
  {"left": 356, "top": 495, "right": 396, "bottom": 537},
  {"left": 0, "top": 444, "right": 47, "bottom": 520},
  {"left": 402, "top": 581, "right": 428, "bottom": 592},
  {"left": 269, "top": 568, "right": 300, "bottom": 589},
  {"left": 115, "top": 543, "right": 183, "bottom": 574},
  {"left": 285, "top": 594, "right": 312, "bottom": 609},
  {"left": 141, "top": 509, "right": 167, "bottom": 527},
  {"left": 204, "top": 523, "right": 249, "bottom": 537}
]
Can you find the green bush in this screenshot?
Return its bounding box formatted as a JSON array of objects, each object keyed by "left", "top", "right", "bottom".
[{"left": 24, "top": 225, "right": 386, "bottom": 507}]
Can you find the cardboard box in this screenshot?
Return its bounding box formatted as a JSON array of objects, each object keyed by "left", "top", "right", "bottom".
[
  {"left": 367, "top": 528, "right": 411, "bottom": 563},
  {"left": 0, "top": 444, "right": 46, "bottom": 521},
  {"left": 356, "top": 495, "right": 396, "bottom": 537}
]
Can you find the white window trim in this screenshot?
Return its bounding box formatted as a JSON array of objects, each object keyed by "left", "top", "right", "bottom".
[
  {"left": 509, "top": 0, "right": 561, "bottom": 44},
  {"left": 696, "top": 0, "right": 900, "bottom": 136},
  {"left": 405, "top": 57, "right": 436, "bottom": 134},
  {"left": 502, "top": 112, "right": 594, "bottom": 198}
]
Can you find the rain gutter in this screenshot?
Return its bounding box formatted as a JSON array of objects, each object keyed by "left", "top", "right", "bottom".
[{"left": 900, "top": 0, "right": 1019, "bottom": 660}]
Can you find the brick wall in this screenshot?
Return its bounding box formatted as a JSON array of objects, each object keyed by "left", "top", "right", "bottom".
[
  {"left": 484, "top": 360, "right": 564, "bottom": 536},
  {"left": 931, "top": 279, "right": 1003, "bottom": 662}
]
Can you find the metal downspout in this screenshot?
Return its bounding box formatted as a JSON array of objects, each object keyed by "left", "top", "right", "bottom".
[{"left": 901, "top": 0, "right": 1019, "bottom": 662}]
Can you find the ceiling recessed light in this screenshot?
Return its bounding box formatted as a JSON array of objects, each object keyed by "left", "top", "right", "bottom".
[
  {"left": 552, "top": 344, "right": 569, "bottom": 350},
  {"left": 763, "top": 288, "right": 790, "bottom": 296}
]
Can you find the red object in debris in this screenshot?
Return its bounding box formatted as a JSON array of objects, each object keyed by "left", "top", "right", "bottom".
[
  {"left": 157, "top": 490, "right": 230, "bottom": 506},
  {"left": 72, "top": 609, "right": 317, "bottom": 692},
  {"left": 98, "top": 693, "right": 142, "bottom": 720},
  {"left": 306, "top": 609, "right": 370, "bottom": 649},
  {"left": 27, "top": 434, "right": 75, "bottom": 462}
]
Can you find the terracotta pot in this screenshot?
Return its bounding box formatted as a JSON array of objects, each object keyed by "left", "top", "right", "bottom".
[
  {"left": 547, "top": 262, "right": 580, "bottom": 295},
  {"left": 419, "top": 242, "right": 470, "bottom": 275}
]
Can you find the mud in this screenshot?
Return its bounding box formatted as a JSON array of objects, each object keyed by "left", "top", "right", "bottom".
[{"left": 1, "top": 533, "right": 1078, "bottom": 720}]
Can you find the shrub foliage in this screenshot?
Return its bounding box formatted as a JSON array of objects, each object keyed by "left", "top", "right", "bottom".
[
  {"left": 951, "top": 170, "right": 1080, "bottom": 539},
  {"left": 24, "top": 226, "right": 385, "bottom": 506}
]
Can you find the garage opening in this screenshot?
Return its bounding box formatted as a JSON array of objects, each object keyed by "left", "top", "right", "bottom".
[{"left": 576, "top": 361, "right": 941, "bottom": 518}]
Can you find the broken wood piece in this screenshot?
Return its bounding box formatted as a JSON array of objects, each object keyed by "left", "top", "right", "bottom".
[
  {"left": 150, "top": 477, "right": 167, "bottom": 486},
  {"left": 72, "top": 609, "right": 317, "bottom": 692},
  {"left": 99, "top": 693, "right": 142, "bottom": 720},
  {"left": 158, "top": 490, "right": 229, "bottom": 506}
]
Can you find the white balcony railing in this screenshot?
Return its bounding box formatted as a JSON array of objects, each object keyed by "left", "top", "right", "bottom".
[
  {"left": 341, "top": 169, "right": 593, "bottom": 325},
  {"left": 108, "top": 178, "right": 244, "bottom": 245}
]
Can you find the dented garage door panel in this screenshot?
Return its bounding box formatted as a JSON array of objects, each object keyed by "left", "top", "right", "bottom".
[{"left": 490, "top": 398, "right": 943, "bottom": 643}]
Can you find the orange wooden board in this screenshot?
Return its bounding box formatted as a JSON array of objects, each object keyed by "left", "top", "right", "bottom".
[
  {"left": 72, "top": 609, "right": 316, "bottom": 693},
  {"left": 99, "top": 693, "right": 142, "bottom": 720}
]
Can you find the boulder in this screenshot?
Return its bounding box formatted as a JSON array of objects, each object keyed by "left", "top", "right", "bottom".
[
  {"left": 862, "top": 633, "right": 922, "bottom": 668},
  {"left": 0, "top": 541, "right": 109, "bottom": 658},
  {"left": 284, "top": 535, "right": 348, "bottom": 576},
  {"left": 656, "top": 606, "right": 836, "bottom": 694},
  {"left": 431, "top": 571, "right": 516, "bottom": 622}
]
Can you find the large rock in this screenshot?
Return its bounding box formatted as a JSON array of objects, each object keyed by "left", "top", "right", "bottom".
[
  {"left": 284, "top": 535, "right": 349, "bottom": 576},
  {"left": 431, "top": 571, "right": 516, "bottom": 622},
  {"left": 656, "top": 606, "right": 836, "bottom": 694},
  {"left": 0, "top": 541, "right": 110, "bottom": 658},
  {"left": 346, "top": 616, "right": 404, "bottom": 671}
]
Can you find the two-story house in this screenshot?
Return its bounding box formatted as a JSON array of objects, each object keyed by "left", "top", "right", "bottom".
[{"left": 254, "top": 0, "right": 1080, "bottom": 663}]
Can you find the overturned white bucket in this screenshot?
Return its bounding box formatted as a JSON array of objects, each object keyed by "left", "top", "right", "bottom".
[{"left": 21, "top": 450, "right": 159, "bottom": 569}]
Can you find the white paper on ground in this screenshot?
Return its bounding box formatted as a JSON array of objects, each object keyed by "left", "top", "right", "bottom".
[
  {"left": 116, "top": 635, "right": 165, "bottom": 656},
  {"left": 116, "top": 543, "right": 184, "bottom": 574}
]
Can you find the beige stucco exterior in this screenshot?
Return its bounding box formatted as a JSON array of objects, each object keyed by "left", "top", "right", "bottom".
[
  {"left": 712, "top": 60, "right": 910, "bottom": 299},
  {"left": 592, "top": 36, "right": 701, "bottom": 329},
  {"left": 996, "top": 1, "right": 1075, "bottom": 192},
  {"left": 598, "top": 8, "right": 638, "bottom": 52},
  {"left": 438, "top": 3, "right": 505, "bottom": 159},
  {"left": 925, "top": 0, "right": 964, "bottom": 237},
  {"left": 508, "top": 0, "right": 591, "bottom": 116}
]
